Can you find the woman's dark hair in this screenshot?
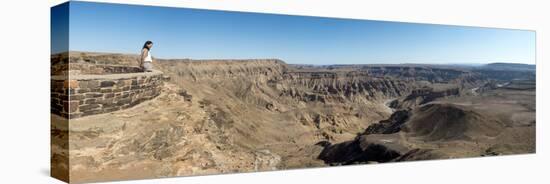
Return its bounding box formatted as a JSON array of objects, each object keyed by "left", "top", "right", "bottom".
[{"left": 142, "top": 40, "right": 153, "bottom": 50}]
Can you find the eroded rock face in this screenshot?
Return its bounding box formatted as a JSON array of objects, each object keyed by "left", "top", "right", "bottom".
[
  {"left": 318, "top": 101, "right": 512, "bottom": 165},
  {"left": 65, "top": 83, "right": 285, "bottom": 183},
  {"left": 404, "top": 103, "right": 505, "bottom": 141},
  {"left": 364, "top": 110, "right": 411, "bottom": 135},
  {"left": 292, "top": 64, "right": 479, "bottom": 83},
  {"left": 389, "top": 87, "right": 460, "bottom": 109},
  {"left": 278, "top": 72, "right": 413, "bottom": 103},
  {"left": 156, "top": 59, "right": 418, "bottom": 106},
  {"left": 378, "top": 103, "right": 506, "bottom": 142},
  {"left": 157, "top": 59, "right": 287, "bottom": 83}
]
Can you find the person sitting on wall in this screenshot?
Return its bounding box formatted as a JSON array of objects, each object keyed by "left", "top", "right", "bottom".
[{"left": 140, "top": 40, "right": 154, "bottom": 72}]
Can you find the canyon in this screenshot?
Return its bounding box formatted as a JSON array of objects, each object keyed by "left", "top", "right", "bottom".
[{"left": 51, "top": 52, "right": 535, "bottom": 183}]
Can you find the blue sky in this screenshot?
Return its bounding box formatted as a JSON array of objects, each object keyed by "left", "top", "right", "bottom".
[{"left": 59, "top": 1, "right": 536, "bottom": 64}]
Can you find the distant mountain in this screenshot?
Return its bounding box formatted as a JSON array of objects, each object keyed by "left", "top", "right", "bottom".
[{"left": 483, "top": 63, "right": 535, "bottom": 71}]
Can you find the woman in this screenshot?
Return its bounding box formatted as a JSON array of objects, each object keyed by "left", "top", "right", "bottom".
[{"left": 140, "top": 40, "right": 154, "bottom": 72}]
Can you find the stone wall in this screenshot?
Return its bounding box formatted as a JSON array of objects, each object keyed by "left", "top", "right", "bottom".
[
  {"left": 51, "top": 71, "right": 164, "bottom": 119},
  {"left": 68, "top": 63, "right": 143, "bottom": 75}
]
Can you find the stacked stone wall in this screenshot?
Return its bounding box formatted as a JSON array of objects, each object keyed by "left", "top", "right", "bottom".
[{"left": 51, "top": 71, "right": 163, "bottom": 119}]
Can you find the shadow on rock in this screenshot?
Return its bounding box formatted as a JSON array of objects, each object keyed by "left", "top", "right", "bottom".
[{"left": 316, "top": 136, "right": 401, "bottom": 165}]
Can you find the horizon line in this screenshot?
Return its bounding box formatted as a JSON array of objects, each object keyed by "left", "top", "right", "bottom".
[{"left": 52, "top": 50, "right": 536, "bottom": 65}]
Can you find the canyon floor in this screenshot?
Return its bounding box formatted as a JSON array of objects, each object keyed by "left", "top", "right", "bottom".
[{"left": 51, "top": 52, "right": 536, "bottom": 183}]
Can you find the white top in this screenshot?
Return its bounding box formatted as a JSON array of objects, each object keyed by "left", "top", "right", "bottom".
[{"left": 144, "top": 50, "right": 153, "bottom": 62}]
